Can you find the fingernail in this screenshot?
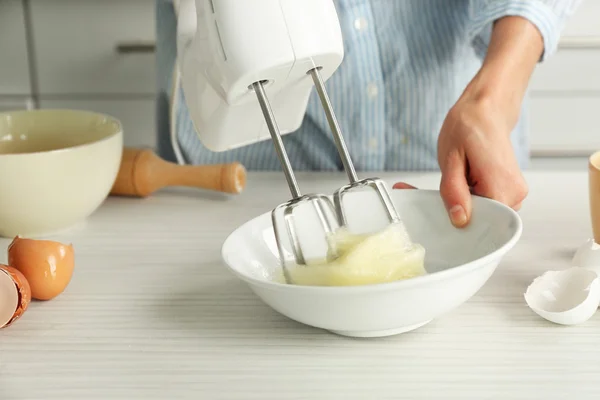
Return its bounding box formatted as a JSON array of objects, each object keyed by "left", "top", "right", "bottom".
[{"left": 449, "top": 205, "right": 467, "bottom": 227}]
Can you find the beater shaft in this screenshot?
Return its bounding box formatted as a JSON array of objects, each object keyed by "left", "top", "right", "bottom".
[
  {"left": 308, "top": 67, "right": 401, "bottom": 226},
  {"left": 252, "top": 79, "right": 341, "bottom": 280},
  {"left": 253, "top": 81, "right": 302, "bottom": 199},
  {"left": 309, "top": 68, "right": 358, "bottom": 184}
]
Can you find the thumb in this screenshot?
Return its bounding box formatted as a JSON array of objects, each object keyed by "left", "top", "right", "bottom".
[{"left": 439, "top": 152, "right": 472, "bottom": 228}]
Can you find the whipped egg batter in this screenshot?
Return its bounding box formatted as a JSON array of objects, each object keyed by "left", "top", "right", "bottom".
[{"left": 284, "top": 222, "right": 427, "bottom": 286}]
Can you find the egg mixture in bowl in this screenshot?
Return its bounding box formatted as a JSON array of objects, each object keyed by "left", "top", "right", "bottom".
[{"left": 222, "top": 189, "right": 522, "bottom": 337}]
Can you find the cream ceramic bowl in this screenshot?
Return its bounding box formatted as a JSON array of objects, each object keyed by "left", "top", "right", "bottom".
[
  {"left": 222, "top": 189, "right": 523, "bottom": 338},
  {"left": 0, "top": 109, "right": 123, "bottom": 237}
]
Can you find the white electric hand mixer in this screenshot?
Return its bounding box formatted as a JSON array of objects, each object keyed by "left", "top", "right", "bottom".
[{"left": 176, "top": 0, "right": 401, "bottom": 281}]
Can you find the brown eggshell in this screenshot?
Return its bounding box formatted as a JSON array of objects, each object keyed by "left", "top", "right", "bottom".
[
  {"left": 0, "top": 264, "right": 31, "bottom": 328},
  {"left": 8, "top": 236, "right": 75, "bottom": 301}
]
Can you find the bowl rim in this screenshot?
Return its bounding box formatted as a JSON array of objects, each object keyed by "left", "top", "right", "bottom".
[
  {"left": 0, "top": 109, "right": 123, "bottom": 157},
  {"left": 221, "top": 190, "right": 523, "bottom": 293}
]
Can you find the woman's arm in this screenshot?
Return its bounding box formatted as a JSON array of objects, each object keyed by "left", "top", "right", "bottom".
[
  {"left": 424, "top": 1, "right": 584, "bottom": 227},
  {"left": 468, "top": 0, "right": 584, "bottom": 62},
  {"left": 465, "top": 16, "right": 544, "bottom": 131}
]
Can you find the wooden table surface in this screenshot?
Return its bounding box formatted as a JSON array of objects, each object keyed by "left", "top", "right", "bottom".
[{"left": 1, "top": 169, "right": 599, "bottom": 400}]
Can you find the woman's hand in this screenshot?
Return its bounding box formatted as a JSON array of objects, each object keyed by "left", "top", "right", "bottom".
[
  {"left": 394, "top": 16, "right": 544, "bottom": 228},
  {"left": 434, "top": 90, "right": 528, "bottom": 227}
]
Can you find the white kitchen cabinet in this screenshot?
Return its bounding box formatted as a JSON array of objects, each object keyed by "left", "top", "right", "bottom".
[
  {"left": 529, "top": 156, "right": 589, "bottom": 171},
  {"left": 531, "top": 0, "right": 600, "bottom": 93},
  {"left": 531, "top": 49, "right": 600, "bottom": 92},
  {"left": 30, "top": 0, "right": 156, "bottom": 95},
  {"left": 0, "top": 0, "right": 31, "bottom": 95},
  {"left": 561, "top": 0, "right": 600, "bottom": 37},
  {"left": 528, "top": 96, "right": 600, "bottom": 156},
  {"left": 40, "top": 99, "right": 156, "bottom": 149},
  {"left": 527, "top": 1, "right": 600, "bottom": 156}
]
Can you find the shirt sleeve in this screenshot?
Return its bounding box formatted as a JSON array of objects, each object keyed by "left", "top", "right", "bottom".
[{"left": 467, "top": 0, "right": 585, "bottom": 62}]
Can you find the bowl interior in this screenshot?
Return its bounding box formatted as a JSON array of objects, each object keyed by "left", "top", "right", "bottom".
[
  {"left": 222, "top": 189, "right": 522, "bottom": 285},
  {"left": 0, "top": 109, "right": 121, "bottom": 154}
]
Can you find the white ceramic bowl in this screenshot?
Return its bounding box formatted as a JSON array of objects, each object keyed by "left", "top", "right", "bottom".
[
  {"left": 222, "top": 189, "right": 522, "bottom": 338},
  {"left": 0, "top": 109, "right": 123, "bottom": 237}
]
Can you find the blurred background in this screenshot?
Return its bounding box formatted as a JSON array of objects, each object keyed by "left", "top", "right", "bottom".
[{"left": 1, "top": 0, "right": 599, "bottom": 170}]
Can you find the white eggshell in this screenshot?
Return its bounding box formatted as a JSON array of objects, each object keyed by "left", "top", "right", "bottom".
[
  {"left": 572, "top": 238, "right": 600, "bottom": 275},
  {"left": 524, "top": 267, "right": 600, "bottom": 325}
]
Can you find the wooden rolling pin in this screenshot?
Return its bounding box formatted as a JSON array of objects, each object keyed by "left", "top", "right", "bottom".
[{"left": 110, "top": 147, "right": 247, "bottom": 197}]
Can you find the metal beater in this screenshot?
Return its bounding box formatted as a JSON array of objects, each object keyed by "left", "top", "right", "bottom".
[
  {"left": 252, "top": 81, "right": 341, "bottom": 283},
  {"left": 308, "top": 67, "right": 401, "bottom": 229}
]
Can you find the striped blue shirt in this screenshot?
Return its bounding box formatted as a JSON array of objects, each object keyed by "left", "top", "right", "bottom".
[{"left": 155, "top": 0, "right": 581, "bottom": 171}]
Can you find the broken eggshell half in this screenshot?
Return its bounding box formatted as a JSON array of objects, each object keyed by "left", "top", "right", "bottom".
[
  {"left": 0, "top": 264, "right": 31, "bottom": 328},
  {"left": 524, "top": 267, "right": 600, "bottom": 325},
  {"left": 572, "top": 238, "right": 600, "bottom": 275}
]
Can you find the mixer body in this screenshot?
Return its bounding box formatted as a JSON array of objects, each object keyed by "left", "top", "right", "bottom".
[
  {"left": 175, "top": 1, "right": 400, "bottom": 278},
  {"left": 176, "top": 0, "right": 345, "bottom": 152}
]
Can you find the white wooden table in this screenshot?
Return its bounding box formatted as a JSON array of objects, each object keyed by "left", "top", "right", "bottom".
[{"left": 1, "top": 169, "right": 599, "bottom": 400}]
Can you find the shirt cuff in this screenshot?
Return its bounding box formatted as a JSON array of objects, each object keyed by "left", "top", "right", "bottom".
[{"left": 468, "top": 0, "right": 577, "bottom": 62}]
